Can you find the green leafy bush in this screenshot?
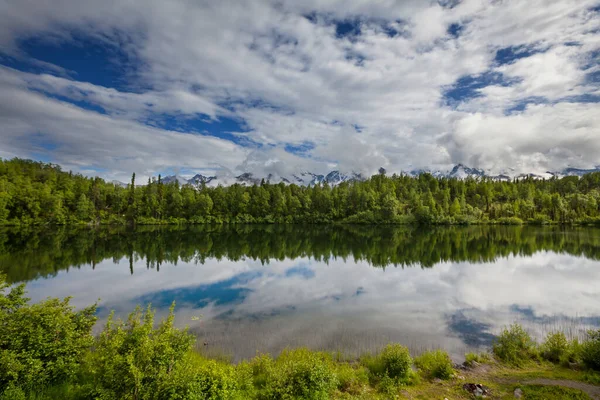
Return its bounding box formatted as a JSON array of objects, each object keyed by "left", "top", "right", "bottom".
[
  {"left": 255, "top": 348, "right": 338, "bottom": 400},
  {"left": 493, "top": 324, "right": 539, "bottom": 366},
  {"left": 541, "top": 332, "right": 569, "bottom": 364},
  {"left": 464, "top": 352, "right": 491, "bottom": 366},
  {"left": 362, "top": 343, "right": 413, "bottom": 382},
  {"left": 158, "top": 353, "right": 240, "bottom": 400},
  {"left": 0, "top": 276, "right": 96, "bottom": 392},
  {"left": 82, "top": 303, "right": 195, "bottom": 399},
  {"left": 334, "top": 363, "right": 369, "bottom": 395},
  {"left": 581, "top": 330, "right": 600, "bottom": 371},
  {"left": 414, "top": 350, "right": 454, "bottom": 380}
]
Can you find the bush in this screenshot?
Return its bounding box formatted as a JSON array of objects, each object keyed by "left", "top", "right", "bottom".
[
  {"left": 541, "top": 332, "right": 569, "bottom": 364},
  {"left": 158, "top": 354, "right": 240, "bottom": 400},
  {"left": 257, "top": 348, "right": 338, "bottom": 400},
  {"left": 82, "top": 303, "right": 196, "bottom": 399},
  {"left": 582, "top": 330, "right": 600, "bottom": 371},
  {"left": 362, "top": 344, "right": 413, "bottom": 382},
  {"left": 493, "top": 324, "right": 539, "bottom": 366},
  {"left": 464, "top": 352, "right": 491, "bottom": 366},
  {"left": 0, "top": 276, "right": 96, "bottom": 392},
  {"left": 334, "top": 363, "right": 369, "bottom": 395},
  {"left": 414, "top": 350, "right": 454, "bottom": 380}
]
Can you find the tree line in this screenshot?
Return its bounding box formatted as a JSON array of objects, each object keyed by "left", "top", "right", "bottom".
[{"left": 1, "top": 158, "right": 600, "bottom": 226}]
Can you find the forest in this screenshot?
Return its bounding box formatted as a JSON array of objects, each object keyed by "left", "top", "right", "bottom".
[{"left": 1, "top": 158, "right": 600, "bottom": 226}]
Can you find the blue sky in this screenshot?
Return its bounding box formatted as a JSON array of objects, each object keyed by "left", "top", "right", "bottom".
[{"left": 0, "top": 0, "right": 598, "bottom": 181}]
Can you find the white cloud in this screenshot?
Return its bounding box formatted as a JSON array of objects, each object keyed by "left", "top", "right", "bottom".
[
  {"left": 0, "top": 67, "right": 248, "bottom": 182},
  {"left": 0, "top": 0, "right": 598, "bottom": 177}
]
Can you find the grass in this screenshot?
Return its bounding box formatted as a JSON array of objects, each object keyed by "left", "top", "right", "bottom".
[{"left": 515, "top": 385, "right": 591, "bottom": 399}]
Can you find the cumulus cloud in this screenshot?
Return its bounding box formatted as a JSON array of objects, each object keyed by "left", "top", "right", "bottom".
[
  {"left": 0, "top": 0, "right": 598, "bottom": 177},
  {"left": 0, "top": 67, "right": 248, "bottom": 182}
]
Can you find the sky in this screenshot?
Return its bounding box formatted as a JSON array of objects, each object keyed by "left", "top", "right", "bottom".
[{"left": 0, "top": 0, "right": 599, "bottom": 182}]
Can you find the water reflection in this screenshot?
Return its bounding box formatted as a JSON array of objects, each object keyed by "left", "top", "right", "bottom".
[{"left": 2, "top": 225, "right": 600, "bottom": 360}]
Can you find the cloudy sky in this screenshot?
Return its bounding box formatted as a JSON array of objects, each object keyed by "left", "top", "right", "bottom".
[{"left": 0, "top": 0, "right": 599, "bottom": 181}]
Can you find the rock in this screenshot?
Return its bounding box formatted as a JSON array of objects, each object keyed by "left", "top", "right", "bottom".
[
  {"left": 514, "top": 388, "right": 523, "bottom": 398},
  {"left": 463, "top": 383, "right": 491, "bottom": 398},
  {"left": 433, "top": 378, "right": 443, "bottom": 384},
  {"left": 457, "top": 375, "right": 466, "bottom": 380},
  {"left": 455, "top": 362, "right": 469, "bottom": 370}
]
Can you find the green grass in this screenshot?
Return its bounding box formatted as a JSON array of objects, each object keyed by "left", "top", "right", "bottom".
[{"left": 516, "top": 384, "right": 591, "bottom": 399}]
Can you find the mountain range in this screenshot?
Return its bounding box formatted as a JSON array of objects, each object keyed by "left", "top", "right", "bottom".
[{"left": 116, "top": 164, "right": 600, "bottom": 188}]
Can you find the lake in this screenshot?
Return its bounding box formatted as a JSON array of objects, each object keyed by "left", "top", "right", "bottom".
[{"left": 2, "top": 225, "right": 600, "bottom": 361}]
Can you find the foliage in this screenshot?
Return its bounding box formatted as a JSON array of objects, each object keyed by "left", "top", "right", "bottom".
[
  {"left": 581, "top": 330, "right": 600, "bottom": 371},
  {"left": 0, "top": 275, "right": 96, "bottom": 393},
  {"left": 333, "top": 363, "right": 369, "bottom": 395},
  {"left": 414, "top": 350, "right": 454, "bottom": 380},
  {"left": 541, "top": 332, "right": 570, "bottom": 364},
  {"left": 81, "top": 304, "right": 196, "bottom": 400},
  {"left": 464, "top": 352, "right": 491, "bottom": 366},
  {"left": 251, "top": 348, "right": 339, "bottom": 400},
  {"left": 3, "top": 157, "right": 600, "bottom": 226},
  {"left": 493, "top": 324, "right": 539, "bottom": 366},
  {"left": 157, "top": 354, "right": 241, "bottom": 400},
  {"left": 362, "top": 343, "right": 414, "bottom": 383}
]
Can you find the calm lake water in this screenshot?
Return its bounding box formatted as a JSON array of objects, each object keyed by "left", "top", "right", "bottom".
[{"left": 2, "top": 225, "right": 600, "bottom": 361}]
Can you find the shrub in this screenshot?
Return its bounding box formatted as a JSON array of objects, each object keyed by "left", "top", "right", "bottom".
[
  {"left": 158, "top": 354, "right": 240, "bottom": 400},
  {"left": 414, "top": 350, "right": 454, "bottom": 380},
  {"left": 258, "top": 348, "right": 338, "bottom": 400},
  {"left": 0, "top": 276, "right": 96, "bottom": 392},
  {"left": 362, "top": 344, "right": 413, "bottom": 382},
  {"left": 0, "top": 385, "right": 25, "bottom": 400},
  {"left": 541, "top": 332, "right": 569, "bottom": 364},
  {"left": 493, "top": 324, "right": 538, "bottom": 366},
  {"left": 334, "top": 363, "right": 369, "bottom": 395},
  {"left": 581, "top": 330, "right": 600, "bottom": 371},
  {"left": 82, "top": 303, "right": 196, "bottom": 399},
  {"left": 464, "top": 352, "right": 491, "bottom": 366}
]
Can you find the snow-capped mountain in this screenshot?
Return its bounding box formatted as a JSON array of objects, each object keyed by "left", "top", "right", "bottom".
[
  {"left": 158, "top": 170, "right": 365, "bottom": 188},
  {"left": 110, "top": 180, "right": 128, "bottom": 188},
  {"left": 188, "top": 174, "right": 217, "bottom": 185},
  {"left": 151, "top": 164, "right": 600, "bottom": 188},
  {"left": 407, "top": 164, "right": 509, "bottom": 181},
  {"left": 553, "top": 166, "right": 600, "bottom": 177}
]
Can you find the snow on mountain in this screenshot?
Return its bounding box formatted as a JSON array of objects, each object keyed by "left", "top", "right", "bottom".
[
  {"left": 447, "top": 164, "right": 485, "bottom": 179},
  {"left": 188, "top": 174, "right": 217, "bottom": 186},
  {"left": 149, "top": 164, "right": 600, "bottom": 189},
  {"left": 110, "top": 180, "right": 128, "bottom": 188},
  {"left": 557, "top": 166, "right": 600, "bottom": 177}
]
